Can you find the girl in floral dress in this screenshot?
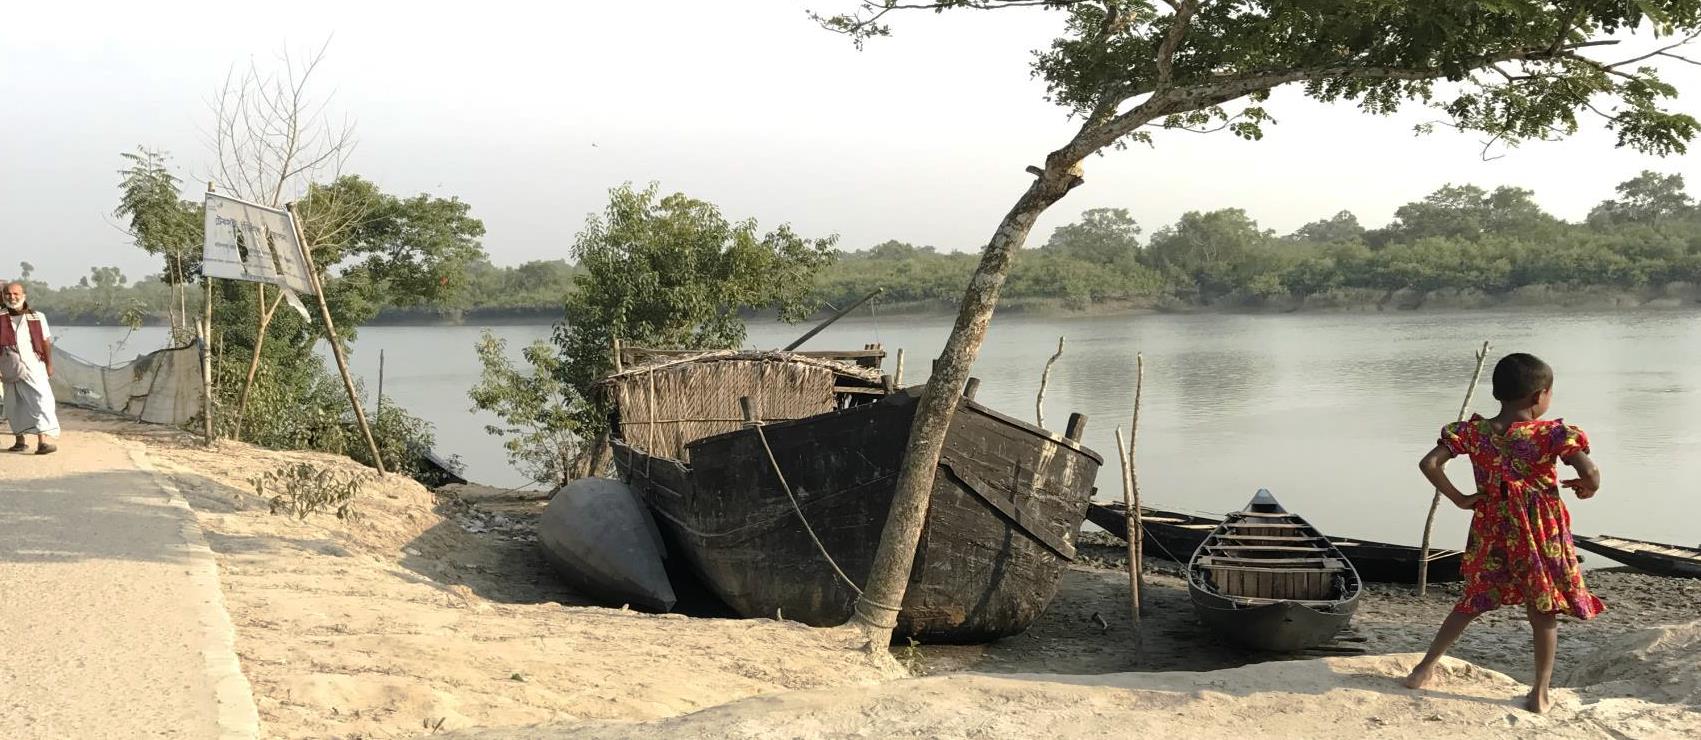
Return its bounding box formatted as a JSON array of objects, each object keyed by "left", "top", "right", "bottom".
[{"left": 1403, "top": 353, "right": 1603, "bottom": 714}]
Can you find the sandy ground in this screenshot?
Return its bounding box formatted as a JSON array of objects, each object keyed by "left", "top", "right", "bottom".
[
  {"left": 72, "top": 410, "right": 899, "bottom": 739},
  {"left": 0, "top": 420, "right": 253, "bottom": 739},
  {"left": 67, "top": 408, "right": 1701, "bottom": 738}
]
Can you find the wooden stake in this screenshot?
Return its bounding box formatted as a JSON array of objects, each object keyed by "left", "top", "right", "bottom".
[
  {"left": 1418, "top": 341, "right": 1491, "bottom": 595},
  {"left": 233, "top": 284, "right": 285, "bottom": 440},
  {"left": 287, "top": 202, "right": 387, "bottom": 475},
  {"left": 201, "top": 182, "right": 217, "bottom": 445},
  {"left": 611, "top": 336, "right": 624, "bottom": 373},
  {"left": 376, "top": 348, "right": 386, "bottom": 419},
  {"left": 1115, "top": 428, "right": 1139, "bottom": 634},
  {"left": 1128, "top": 353, "right": 1145, "bottom": 618},
  {"left": 1036, "top": 336, "right": 1065, "bottom": 428},
  {"left": 894, "top": 348, "right": 905, "bottom": 387}
]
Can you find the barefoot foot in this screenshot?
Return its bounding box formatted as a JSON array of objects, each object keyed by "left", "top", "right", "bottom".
[
  {"left": 1404, "top": 661, "right": 1436, "bottom": 690},
  {"left": 1525, "top": 687, "right": 1551, "bottom": 714}
]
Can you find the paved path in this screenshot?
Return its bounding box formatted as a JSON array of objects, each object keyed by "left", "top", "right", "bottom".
[{"left": 0, "top": 425, "right": 256, "bottom": 739}]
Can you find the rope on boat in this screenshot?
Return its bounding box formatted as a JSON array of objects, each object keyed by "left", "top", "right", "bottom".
[
  {"left": 1140, "top": 523, "right": 1188, "bottom": 564},
  {"left": 752, "top": 421, "right": 865, "bottom": 597}
]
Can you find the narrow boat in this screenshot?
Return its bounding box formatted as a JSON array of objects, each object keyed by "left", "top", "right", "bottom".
[
  {"left": 536, "top": 477, "right": 677, "bottom": 612},
  {"left": 602, "top": 348, "right": 1102, "bottom": 644},
  {"left": 1187, "top": 490, "right": 1363, "bottom": 652},
  {"left": 1088, "top": 500, "right": 1464, "bottom": 584},
  {"left": 1574, "top": 535, "right": 1701, "bottom": 579}
]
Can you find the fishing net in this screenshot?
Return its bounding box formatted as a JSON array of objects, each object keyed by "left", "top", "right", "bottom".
[{"left": 45, "top": 343, "right": 205, "bottom": 426}]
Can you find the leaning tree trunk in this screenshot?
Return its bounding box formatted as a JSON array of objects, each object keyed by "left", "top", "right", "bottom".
[{"left": 847, "top": 158, "right": 1085, "bottom": 640}]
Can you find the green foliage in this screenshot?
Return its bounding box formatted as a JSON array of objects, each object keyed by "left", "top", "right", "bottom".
[
  {"left": 1042, "top": 207, "right": 1141, "bottom": 266},
  {"left": 1588, "top": 170, "right": 1696, "bottom": 225},
  {"left": 114, "top": 148, "right": 204, "bottom": 282},
  {"left": 468, "top": 331, "right": 585, "bottom": 487},
  {"left": 553, "top": 183, "right": 838, "bottom": 417},
  {"left": 824, "top": 1, "right": 1701, "bottom": 159},
  {"left": 250, "top": 461, "right": 376, "bottom": 520},
  {"left": 299, "top": 176, "right": 488, "bottom": 308}
]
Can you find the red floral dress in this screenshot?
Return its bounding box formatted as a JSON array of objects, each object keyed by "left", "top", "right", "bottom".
[{"left": 1439, "top": 416, "right": 1605, "bottom": 619}]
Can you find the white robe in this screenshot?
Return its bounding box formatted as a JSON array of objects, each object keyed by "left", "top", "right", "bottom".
[{"left": 3, "top": 312, "right": 60, "bottom": 438}]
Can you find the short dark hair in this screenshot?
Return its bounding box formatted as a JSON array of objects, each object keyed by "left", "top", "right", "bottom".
[{"left": 1492, "top": 353, "right": 1553, "bottom": 401}]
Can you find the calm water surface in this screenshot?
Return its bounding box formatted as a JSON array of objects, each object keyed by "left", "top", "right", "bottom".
[{"left": 55, "top": 310, "right": 1701, "bottom": 552}]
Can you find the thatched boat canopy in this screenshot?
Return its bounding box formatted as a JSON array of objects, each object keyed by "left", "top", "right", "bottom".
[{"left": 599, "top": 349, "right": 889, "bottom": 462}]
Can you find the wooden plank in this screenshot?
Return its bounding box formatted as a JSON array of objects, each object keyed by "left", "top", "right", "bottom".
[
  {"left": 1205, "top": 564, "right": 1345, "bottom": 575},
  {"left": 1216, "top": 534, "right": 1326, "bottom": 542},
  {"left": 1231, "top": 511, "right": 1300, "bottom": 519},
  {"left": 1207, "top": 545, "right": 1331, "bottom": 553},
  {"left": 1225, "top": 522, "right": 1307, "bottom": 529},
  {"left": 1201, "top": 556, "right": 1333, "bottom": 566}
]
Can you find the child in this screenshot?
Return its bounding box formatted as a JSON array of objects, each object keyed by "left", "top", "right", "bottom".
[{"left": 1403, "top": 352, "right": 1603, "bottom": 714}]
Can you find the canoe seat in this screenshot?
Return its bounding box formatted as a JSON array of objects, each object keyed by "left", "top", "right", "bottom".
[
  {"left": 1179, "top": 524, "right": 1217, "bottom": 530},
  {"left": 1207, "top": 544, "right": 1332, "bottom": 553},
  {"left": 1231, "top": 511, "right": 1299, "bottom": 519},
  {"left": 1225, "top": 522, "right": 1307, "bottom": 529},
  {"left": 1197, "top": 557, "right": 1340, "bottom": 571},
  {"left": 1216, "top": 534, "right": 1326, "bottom": 543}
]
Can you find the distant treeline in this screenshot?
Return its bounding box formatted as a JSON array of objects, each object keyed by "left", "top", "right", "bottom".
[
  {"left": 39, "top": 172, "right": 1701, "bottom": 325},
  {"left": 815, "top": 172, "right": 1701, "bottom": 313}
]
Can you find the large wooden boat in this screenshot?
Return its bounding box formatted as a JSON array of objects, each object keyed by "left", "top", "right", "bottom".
[
  {"left": 602, "top": 348, "right": 1102, "bottom": 643},
  {"left": 1187, "top": 490, "right": 1363, "bottom": 652},
  {"left": 1089, "top": 501, "right": 1464, "bottom": 584},
  {"left": 1574, "top": 535, "right": 1701, "bottom": 579}
]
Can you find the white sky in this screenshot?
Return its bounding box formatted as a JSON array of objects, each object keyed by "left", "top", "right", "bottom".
[{"left": 5, "top": 1, "right": 1701, "bottom": 287}]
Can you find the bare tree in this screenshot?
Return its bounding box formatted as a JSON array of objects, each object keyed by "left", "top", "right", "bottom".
[{"left": 207, "top": 40, "right": 371, "bottom": 439}]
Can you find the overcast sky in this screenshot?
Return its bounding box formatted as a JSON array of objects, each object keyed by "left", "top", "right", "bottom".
[{"left": 5, "top": 1, "right": 1701, "bottom": 287}]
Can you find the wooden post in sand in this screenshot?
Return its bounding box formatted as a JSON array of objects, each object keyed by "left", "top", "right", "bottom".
[
  {"left": 1127, "top": 353, "right": 1145, "bottom": 618},
  {"left": 1036, "top": 336, "right": 1065, "bottom": 428},
  {"left": 200, "top": 182, "right": 218, "bottom": 445},
  {"left": 893, "top": 348, "right": 905, "bottom": 387},
  {"left": 1115, "top": 429, "right": 1139, "bottom": 635},
  {"left": 1418, "top": 341, "right": 1491, "bottom": 595}
]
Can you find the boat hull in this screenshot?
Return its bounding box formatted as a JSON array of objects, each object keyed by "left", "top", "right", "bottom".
[
  {"left": 1186, "top": 491, "right": 1363, "bottom": 652},
  {"left": 1575, "top": 536, "right": 1701, "bottom": 579},
  {"left": 1089, "top": 501, "right": 1464, "bottom": 584},
  {"left": 1189, "top": 585, "right": 1358, "bottom": 652},
  {"left": 616, "top": 388, "right": 1101, "bottom": 643}
]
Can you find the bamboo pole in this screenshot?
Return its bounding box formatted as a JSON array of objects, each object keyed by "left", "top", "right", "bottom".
[
  {"left": 894, "top": 348, "right": 905, "bottom": 387},
  {"left": 1418, "top": 340, "right": 1491, "bottom": 595},
  {"left": 287, "top": 202, "right": 387, "bottom": 475},
  {"left": 1036, "top": 336, "right": 1065, "bottom": 428}
]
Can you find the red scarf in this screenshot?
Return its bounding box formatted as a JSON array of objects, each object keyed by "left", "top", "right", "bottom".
[{"left": 0, "top": 312, "right": 47, "bottom": 362}]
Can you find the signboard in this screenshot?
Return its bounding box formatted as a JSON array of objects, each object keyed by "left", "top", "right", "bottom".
[{"left": 202, "top": 193, "right": 317, "bottom": 296}]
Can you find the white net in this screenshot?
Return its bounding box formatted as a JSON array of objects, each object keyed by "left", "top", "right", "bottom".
[{"left": 47, "top": 343, "right": 205, "bottom": 426}]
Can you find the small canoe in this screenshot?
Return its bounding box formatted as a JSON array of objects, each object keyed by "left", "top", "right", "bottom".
[
  {"left": 1187, "top": 490, "right": 1363, "bottom": 652},
  {"left": 1088, "top": 501, "right": 1464, "bottom": 584},
  {"left": 1574, "top": 535, "right": 1701, "bottom": 579},
  {"left": 537, "top": 477, "right": 677, "bottom": 612}
]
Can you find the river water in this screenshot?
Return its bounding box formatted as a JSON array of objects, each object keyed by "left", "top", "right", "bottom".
[{"left": 54, "top": 310, "right": 1701, "bottom": 553}]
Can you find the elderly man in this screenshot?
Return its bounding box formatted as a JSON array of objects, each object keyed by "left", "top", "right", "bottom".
[{"left": 1, "top": 281, "right": 58, "bottom": 454}]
